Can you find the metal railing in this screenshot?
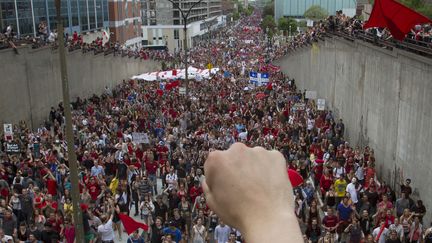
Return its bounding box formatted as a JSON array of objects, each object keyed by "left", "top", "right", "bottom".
[{"left": 330, "top": 29, "right": 432, "bottom": 58}]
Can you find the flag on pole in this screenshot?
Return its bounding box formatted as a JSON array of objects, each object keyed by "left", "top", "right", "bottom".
[
  {"left": 260, "top": 73, "right": 270, "bottom": 86},
  {"left": 363, "top": 0, "right": 431, "bottom": 40},
  {"left": 119, "top": 213, "right": 149, "bottom": 235},
  {"left": 249, "top": 71, "right": 259, "bottom": 85}
]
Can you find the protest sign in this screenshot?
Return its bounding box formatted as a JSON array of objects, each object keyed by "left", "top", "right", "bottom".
[
  {"left": 317, "top": 99, "right": 326, "bottom": 111},
  {"left": 132, "top": 132, "right": 150, "bottom": 144},
  {"left": 292, "top": 103, "right": 306, "bottom": 111},
  {"left": 305, "top": 91, "right": 317, "bottom": 99},
  {"left": 3, "top": 124, "right": 13, "bottom": 141},
  {"left": 5, "top": 143, "right": 20, "bottom": 153},
  {"left": 179, "top": 87, "right": 186, "bottom": 95}
]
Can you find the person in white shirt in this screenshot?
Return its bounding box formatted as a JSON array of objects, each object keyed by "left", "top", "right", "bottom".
[
  {"left": 98, "top": 203, "right": 117, "bottom": 243},
  {"left": 214, "top": 220, "right": 231, "bottom": 243},
  {"left": 346, "top": 178, "right": 359, "bottom": 204},
  {"left": 389, "top": 218, "right": 404, "bottom": 241},
  {"left": 372, "top": 220, "right": 389, "bottom": 243},
  {"left": 165, "top": 166, "right": 178, "bottom": 191}
]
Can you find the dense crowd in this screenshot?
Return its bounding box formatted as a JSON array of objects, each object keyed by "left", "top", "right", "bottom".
[{"left": 0, "top": 10, "right": 431, "bottom": 243}]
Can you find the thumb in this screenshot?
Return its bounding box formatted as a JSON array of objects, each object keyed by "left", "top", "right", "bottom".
[{"left": 202, "top": 180, "right": 216, "bottom": 211}]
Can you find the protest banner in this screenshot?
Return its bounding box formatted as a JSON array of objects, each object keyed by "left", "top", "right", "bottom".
[
  {"left": 132, "top": 132, "right": 150, "bottom": 144},
  {"left": 5, "top": 143, "right": 20, "bottom": 153},
  {"left": 317, "top": 99, "right": 326, "bottom": 111},
  {"left": 305, "top": 91, "right": 317, "bottom": 99},
  {"left": 3, "top": 124, "right": 13, "bottom": 141}
]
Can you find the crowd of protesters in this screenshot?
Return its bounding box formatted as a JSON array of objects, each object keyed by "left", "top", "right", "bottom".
[{"left": 0, "top": 9, "right": 432, "bottom": 243}]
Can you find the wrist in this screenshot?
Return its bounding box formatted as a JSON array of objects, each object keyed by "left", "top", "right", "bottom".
[{"left": 242, "top": 210, "right": 302, "bottom": 243}]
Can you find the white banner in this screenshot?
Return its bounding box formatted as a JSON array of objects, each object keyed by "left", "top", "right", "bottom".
[
  {"left": 179, "top": 87, "right": 186, "bottom": 95},
  {"left": 132, "top": 132, "right": 150, "bottom": 144},
  {"left": 305, "top": 91, "right": 317, "bottom": 99},
  {"left": 317, "top": 99, "right": 326, "bottom": 111},
  {"left": 3, "top": 124, "right": 13, "bottom": 141}
]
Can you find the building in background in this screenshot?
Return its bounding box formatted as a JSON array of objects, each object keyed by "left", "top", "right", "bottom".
[
  {"left": 274, "top": 0, "right": 357, "bottom": 20},
  {"left": 140, "top": 0, "right": 225, "bottom": 52},
  {"left": 221, "top": 0, "right": 236, "bottom": 15},
  {"left": 0, "top": 0, "right": 109, "bottom": 37},
  {"left": 108, "top": 0, "right": 143, "bottom": 47},
  {"left": 243, "top": 0, "right": 249, "bottom": 9}
]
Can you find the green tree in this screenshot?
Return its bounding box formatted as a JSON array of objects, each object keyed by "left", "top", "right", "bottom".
[
  {"left": 400, "top": 0, "right": 432, "bottom": 18},
  {"left": 233, "top": 11, "right": 241, "bottom": 20},
  {"left": 261, "top": 15, "right": 276, "bottom": 37},
  {"left": 369, "top": 0, "right": 432, "bottom": 18},
  {"left": 304, "top": 5, "right": 329, "bottom": 20},
  {"left": 245, "top": 5, "right": 254, "bottom": 16},
  {"left": 278, "top": 17, "right": 298, "bottom": 35}
]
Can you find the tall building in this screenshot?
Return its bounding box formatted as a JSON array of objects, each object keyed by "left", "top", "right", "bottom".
[
  {"left": 221, "top": 0, "right": 236, "bottom": 15},
  {"left": 274, "top": 0, "right": 357, "bottom": 20},
  {"left": 243, "top": 0, "right": 248, "bottom": 9},
  {"left": 0, "top": 0, "right": 109, "bottom": 37},
  {"left": 108, "top": 0, "right": 143, "bottom": 47},
  {"left": 140, "top": 0, "right": 225, "bottom": 52}
]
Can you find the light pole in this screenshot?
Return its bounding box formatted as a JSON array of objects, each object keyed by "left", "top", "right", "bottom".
[
  {"left": 55, "top": 1, "right": 84, "bottom": 242},
  {"left": 167, "top": 0, "right": 205, "bottom": 95},
  {"left": 289, "top": 25, "right": 292, "bottom": 41}
]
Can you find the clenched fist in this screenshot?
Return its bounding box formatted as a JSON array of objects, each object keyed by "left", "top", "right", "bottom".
[{"left": 203, "top": 143, "right": 302, "bottom": 243}]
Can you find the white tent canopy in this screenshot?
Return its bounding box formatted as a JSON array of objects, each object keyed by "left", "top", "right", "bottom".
[{"left": 131, "top": 67, "right": 220, "bottom": 81}]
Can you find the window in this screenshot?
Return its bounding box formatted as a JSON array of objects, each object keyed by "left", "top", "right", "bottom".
[
  {"left": 71, "top": 0, "right": 79, "bottom": 26},
  {"left": 79, "top": 0, "right": 88, "bottom": 31},
  {"left": 96, "top": 0, "right": 103, "bottom": 28},
  {"left": 88, "top": 0, "right": 96, "bottom": 29},
  {"left": 174, "top": 29, "right": 179, "bottom": 40}
]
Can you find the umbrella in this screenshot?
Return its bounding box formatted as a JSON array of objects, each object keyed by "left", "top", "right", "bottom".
[
  {"left": 255, "top": 92, "right": 266, "bottom": 100},
  {"left": 287, "top": 169, "right": 304, "bottom": 187}
]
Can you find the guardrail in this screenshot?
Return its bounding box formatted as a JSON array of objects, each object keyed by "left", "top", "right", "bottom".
[{"left": 330, "top": 30, "right": 432, "bottom": 58}]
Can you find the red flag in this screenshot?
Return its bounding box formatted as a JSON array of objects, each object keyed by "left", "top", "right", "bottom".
[
  {"left": 165, "top": 83, "right": 173, "bottom": 90},
  {"left": 287, "top": 169, "right": 304, "bottom": 187},
  {"left": 156, "top": 89, "right": 164, "bottom": 96},
  {"left": 171, "top": 80, "right": 180, "bottom": 88},
  {"left": 172, "top": 69, "right": 177, "bottom": 76},
  {"left": 119, "top": 213, "right": 149, "bottom": 234},
  {"left": 255, "top": 92, "right": 266, "bottom": 100},
  {"left": 363, "top": 0, "right": 431, "bottom": 40},
  {"left": 266, "top": 82, "right": 273, "bottom": 91}
]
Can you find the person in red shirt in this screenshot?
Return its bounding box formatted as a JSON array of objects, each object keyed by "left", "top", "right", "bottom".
[
  {"left": 86, "top": 177, "right": 100, "bottom": 202},
  {"left": 322, "top": 208, "right": 339, "bottom": 234},
  {"left": 189, "top": 180, "right": 203, "bottom": 204},
  {"left": 320, "top": 169, "right": 333, "bottom": 198},
  {"left": 43, "top": 171, "right": 57, "bottom": 198},
  {"left": 42, "top": 194, "right": 58, "bottom": 217},
  {"left": 145, "top": 157, "right": 159, "bottom": 194},
  {"left": 46, "top": 212, "right": 63, "bottom": 233}
]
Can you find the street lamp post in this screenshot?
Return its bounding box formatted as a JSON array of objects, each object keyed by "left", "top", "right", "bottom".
[
  {"left": 54, "top": 1, "right": 84, "bottom": 242},
  {"left": 289, "top": 25, "right": 292, "bottom": 41},
  {"left": 168, "top": 0, "right": 205, "bottom": 95}
]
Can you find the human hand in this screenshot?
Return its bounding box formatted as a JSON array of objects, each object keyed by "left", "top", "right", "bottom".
[{"left": 203, "top": 143, "right": 302, "bottom": 243}]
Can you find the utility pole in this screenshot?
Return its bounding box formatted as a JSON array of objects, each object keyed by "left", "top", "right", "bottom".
[
  {"left": 168, "top": 0, "right": 205, "bottom": 95},
  {"left": 55, "top": 1, "right": 85, "bottom": 242}
]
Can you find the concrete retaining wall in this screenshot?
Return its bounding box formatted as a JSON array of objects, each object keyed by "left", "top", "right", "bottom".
[
  {"left": 276, "top": 38, "right": 432, "bottom": 221},
  {"left": 0, "top": 46, "right": 160, "bottom": 128}
]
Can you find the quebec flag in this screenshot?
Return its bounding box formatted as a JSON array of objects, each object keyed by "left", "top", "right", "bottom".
[
  {"left": 159, "top": 82, "right": 165, "bottom": 90},
  {"left": 249, "top": 71, "right": 259, "bottom": 85},
  {"left": 260, "top": 73, "right": 270, "bottom": 86}
]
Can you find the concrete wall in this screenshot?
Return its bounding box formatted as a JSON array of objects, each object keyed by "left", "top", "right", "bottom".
[
  {"left": 276, "top": 38, "right": 432, "bottom": 221},
  {"left": 0, "top": 46, "right": 160, "bottom": 128}
]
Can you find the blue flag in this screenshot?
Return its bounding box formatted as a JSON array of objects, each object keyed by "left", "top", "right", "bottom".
[{"left": 249, "top": 71, "right": 259, "bottom": 85}]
